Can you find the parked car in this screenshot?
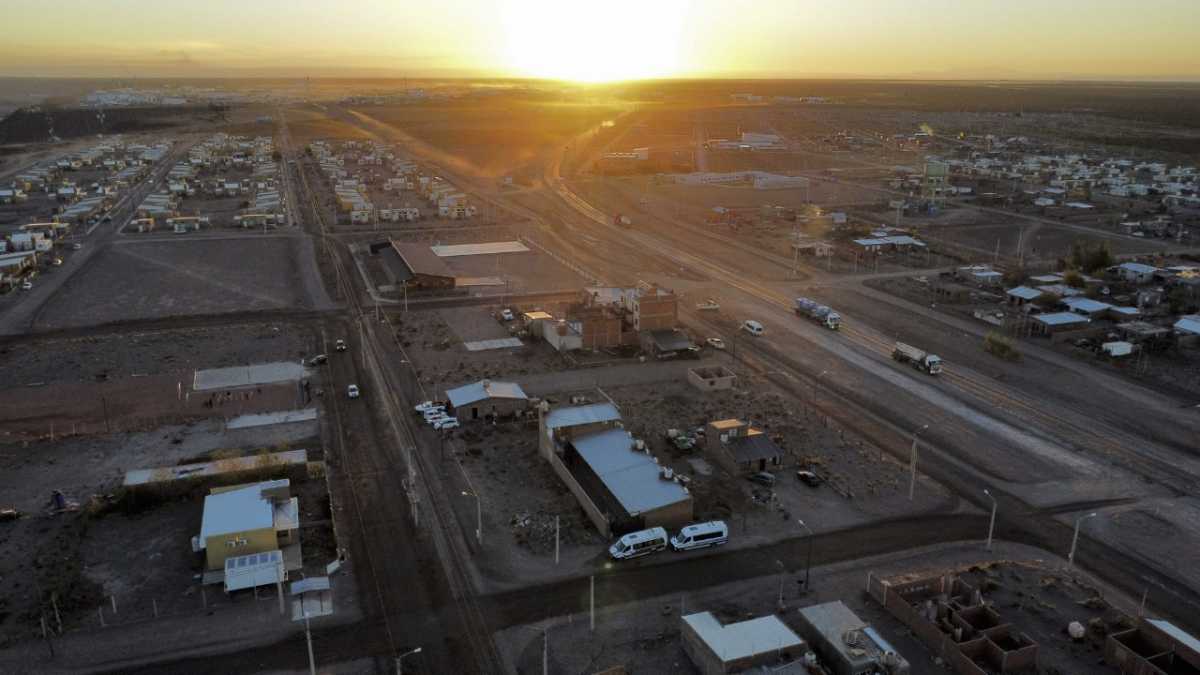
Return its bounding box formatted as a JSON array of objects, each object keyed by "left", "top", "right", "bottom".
[
  {"left": 307, "top": 354, "right": 328, "bottom": 366},
  {"left": 335, "top": 339, "right": 348, "bottom": 352},
  {"left": 414, "top": 400, "right": 446, "bottom": 413},
  {"left": 424, "top": 413, "right": 451, "bottom": 426},
  {"left": 796, "top": 470, "right": 823, "bottom": 487},
  {"left": 50, "top": 258, "right": 64, "bottom": 266},
  {"left": 422, "top": 407, "right": 449, "bottom": 420},
  {"left": 20, "top": 280, "right": 33, "bottom": 291},
  {"left": 71, "top": 243, "right": 83, "bottom": 251},
  {"left": 670, "top": 521, "right": 729, "bottom": 551},
  {"left": 608, "top": 527, "right": 669, "bottom": 560},
  {"left": 433, "top": 417, "right": 460, "bottom": 431},
  {"left": 747, "top": 471, "right": 776, "bottom": 487},
  {"left": 499, "top": 308, "right": 515, "bottom": 322},
  {"left": 346, "top": 384, "right": 360, "bottom": 399},
  {"left": 706, "top": 337, "right": 726, "bottom": 350}
]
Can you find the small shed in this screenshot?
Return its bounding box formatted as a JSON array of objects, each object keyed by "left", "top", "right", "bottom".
[
  {"left": 681, "top": 612, "right": 806, "bottom": 674},
  {"left": 1031, "top": 312, "right": 1090, "bottom": 335}
]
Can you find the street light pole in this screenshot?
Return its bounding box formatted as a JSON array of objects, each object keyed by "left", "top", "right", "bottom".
[
  {"left": 462, "top": 491, "right": 482, "bottom": 545},
  {"left": 909, "top": 424, "right": 929, "bottom": 501},
  {"left": 984, "top": 489, "right": 997, "bottom": 551},
  {"left": 798, "top": 519, "right": 814, "bottom": 591},
  {"left": 1068, "top": 512, "right": 1098, "bottom": 569},
  {"left": 395, "top": 646, "right": 422, "bottom": 675}
]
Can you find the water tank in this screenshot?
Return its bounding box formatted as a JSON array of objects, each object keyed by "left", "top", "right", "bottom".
[
  {"left": 635, "top": 439, "right": 645, "bottom": 451},
  {"left": 661, "top": 468, "right": 674, "bottom": 480}
]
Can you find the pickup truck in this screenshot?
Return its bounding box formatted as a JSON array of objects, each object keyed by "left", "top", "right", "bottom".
[{"left": 695, "top": 298, "right": 720, "bottom": 312}]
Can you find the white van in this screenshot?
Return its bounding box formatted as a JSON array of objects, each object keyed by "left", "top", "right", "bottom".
[
  {"left": 609, "top": 527, "right": 668, "bottom": 560},
  {"left": 742, "top": 320, "right": 764, "bottom": 336},
  {"left": 670, "top": 521, "right": 729, "bottom": 551}
]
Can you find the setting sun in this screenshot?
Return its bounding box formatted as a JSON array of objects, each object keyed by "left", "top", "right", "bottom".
[{"left": 501, "top": 0, "right": 689, "bottom": 82}]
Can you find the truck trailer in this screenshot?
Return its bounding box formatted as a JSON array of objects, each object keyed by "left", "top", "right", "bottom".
[
  {"left": 892, "top": 342, "right": 943, "bottom": 375},
  {"left": 794, "top": 297, "right": 842, "bottom": 330}
]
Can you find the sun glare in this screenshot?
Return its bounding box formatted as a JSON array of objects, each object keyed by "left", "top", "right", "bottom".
[{"left": 502, "top": 0, "right": 689, "bottom": 82}]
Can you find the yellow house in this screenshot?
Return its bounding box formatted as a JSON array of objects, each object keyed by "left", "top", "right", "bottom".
[{"left": 196, "top": 479, "right": 299, "bottom": 573}]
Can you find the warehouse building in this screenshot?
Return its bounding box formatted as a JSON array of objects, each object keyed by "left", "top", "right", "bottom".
[
  {"left": 539, "top": 403, "right": 692, "bottom": 537},
  {"left": 388, "top": 241, "right": 455, "bottom": 289}
]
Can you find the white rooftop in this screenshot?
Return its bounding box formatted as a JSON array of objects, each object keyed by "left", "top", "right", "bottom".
[
  {"left": 684, "top": 612, "right": 803, "bottom": 663},
  {"left": 193, "top": 361, "right": 309, "bottom": 391},
  {"left": 1006, "top": 286, "right": 1043, "bottom": 300},
  {"left": 571, "top": 428, "right": 690, "bottom": 516},
  {"left": 223, "top": 550, "right": 284, "bottom": 592},
  {"left": 199, "top": 479, "right": 289, "bottom": 546},
  {"left": 430, "top": 241, "right": 530, "bottom": 257}
]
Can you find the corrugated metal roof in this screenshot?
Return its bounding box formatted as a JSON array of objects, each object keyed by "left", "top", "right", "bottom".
[
  {"left": 684, "top": 612, "right": 803, "bottom": 663},
  {"left": 571, "top": 428, "right": 689, "bottom": 516},
  {"left": 200, "top": 480, "right": 289, "bottom": 545},
  {"left": 1063, "top": 297, "right": 1112, "bottom": 313},
  {"left": 391, "top": 241, "right": 453, "bottom": 278},
  {"left": 730, "top": 433, "right": 782, "bottom": 463},
  {"left": 1175, "top": 315, "right": 1200, "bottom": 336},
  {"left": 545, "top": 403, "right": 620, "bottom": 429},
  {"left": 1034, "top": 312, "right": 1089, "bottom": 326},
  {"left": 446, "top": 380, "right": 528, "bottom": 407},
  {"left": 430, "top": 241, "right": 530, "bottom": 257},
  {"left": 1006, "top": 286, "right": 1043, "bottom": 300},
  {"left": 1148, "top": 619, "right": 1200, "bottom": 655},
  {"left": 1120, "top": 262, "right": 1159, "bottom": 274}
]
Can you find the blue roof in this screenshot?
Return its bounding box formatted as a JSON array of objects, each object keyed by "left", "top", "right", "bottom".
[
  {"left": 1063, "top": 297, "right": 1112, "bottom": 313},
  {"left": 572, "top": 428, "right": 690, "bottom": 516},
  {"left": 445, "top": 380, "right": 527, "bottom": 407},
  {"left": 1120, "top": 262, "right": 1159, "bottom": 274},
  {"left": 545, "top": 402, "right": 620, "bottom": 429},
  {"left": 1035, "top": 312, "right": 1089, "bottom": 326},
  {"left": 1006, "top": 286, "right": 1043, "bottom": 300}
]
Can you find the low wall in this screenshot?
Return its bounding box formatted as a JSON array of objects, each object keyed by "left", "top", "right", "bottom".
[{"left": 547, "top": 449, "right": 611, "bottom": 538}]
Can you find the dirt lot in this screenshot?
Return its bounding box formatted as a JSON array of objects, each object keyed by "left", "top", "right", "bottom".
[
  {"left": 0, "top": 417, "right": 325, "bottom": 647},
  {"left": 0, "top": 320, "right": 323, "bottom": 440},
  {"left": 360, "top": 99, "right": 622, "bottom": 176},
  {"left": 496, "top": 543, "right": 1136, "bottom": 675},
  {"left": 448, "top": 359, "right": 956, "bottom": 589},
  {"left": 33, "top": 236, "right": 330, "bottom": 329}
]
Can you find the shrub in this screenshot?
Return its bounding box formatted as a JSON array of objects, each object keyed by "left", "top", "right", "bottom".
[{"left": 984, "top": 331, "right": 1021, "bottom": 362}]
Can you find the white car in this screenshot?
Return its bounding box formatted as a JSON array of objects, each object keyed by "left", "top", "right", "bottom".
[
  {"left": 706, "top": 337, "right": 726, "bottom": 350},
  {"left": 433, "top": 417, "right": 460, "bottom": 430},
  {"left": 422, "top": 407, "right": 449, "bottom": 421},
  {"left": 21, "top": 280, "right": 33, "bottom": 291},
  {"left": 347, "top": 384, "right": 360, "bottom": 399},
  {"left": 335, "top": 339, "right": 348, "bottom": 352},
  {"left": 499, "top": 308, "right": 515, "bottom": 322},
  {"left": 71, "top": 243, "right": 83, "bottom": 251},
  {"left": 414, "top": 401, "right": 445, "bottom": 413}
]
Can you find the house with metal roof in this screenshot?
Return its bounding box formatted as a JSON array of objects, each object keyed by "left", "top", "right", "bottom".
[
  {"left": 1117, "top": 262, "right": 1160, "bottom": 284},
  {"left": 194, "top": 479, "right": 300, "bottom": 582},
  {"left": 797, "top": 601, "right": 910, "bottom": 675},
  {"left": 539, "top": 403, "right": 691, "bottom": 536},
  {"left": 1005, "top": 286, "right": 1043, "bottom": 305},
  {"left": 444, "top": 379, "right": 528, "bottom": 421},
  {"left": 1031, "top": 311, "right": 1090, "bottom": 335},
  {"left": 1062, "top": 296, "right": 1112, "bottom": 318},
  {"left": 704, "top": 418, "right": 783, "bottom": 475},
  {"left": 681, "top": 611, "right": 806, "bottom": 674}
]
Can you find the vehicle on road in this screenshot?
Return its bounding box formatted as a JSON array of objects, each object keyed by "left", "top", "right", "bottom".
[
  {"left": 892, "top": 341, "right": 943, "bottom": 375},
  {"left": 748, "top": 471, "right": 776, "bottom": 487},
  {"left": 794, "top": 297, "right": 842, "bottom": 330},
  {"left": 796, "top": 470, "right": 823, "bottom": 487},
  {"left": 307, "top": 354, "right": 328, "bottom": 366},
  {"left": 335, "top": 339, "right": 348, "bottom": 352},
  {"left": 499, "top": 308, "right": 515, "bottom": 322},
  {"left": 20, "top": 280, "right": 33, "bottom": 291},
  {"left": 695, "top": 298, "right": 720, "bottom": 312},
  {"left": 347, "top": 384, "right": 360, "bottom": 398},
  {"left": 613, "top": 213, "right": 632, "bottom": 229},
  {"left": 433, "top": 417, "right": 460, "bottom": 431},
  {"left": 609, "top": 527, "right": 668, "bottom": 560},
  {"left": 706, "top": 337, "right": 726, "bottom": 350},
  {"left": 414, "top": 400, "right": 447, "bottom": 413},
  {"left": 741, "top": 320, "right": 765, "bottom": 336},
  {"left": 670, "top": 521, "right": 729, "bottom": 551},
  {"left": 71, "top": 243, "right": 83, "bottom": 250},
  {"left": 50, "top": 258, "right": 64, "bottom": 266}
]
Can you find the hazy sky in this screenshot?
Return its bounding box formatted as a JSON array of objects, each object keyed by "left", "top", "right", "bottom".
[{"left": 3, "top": 0, "right": 1198, "bottom": 81}]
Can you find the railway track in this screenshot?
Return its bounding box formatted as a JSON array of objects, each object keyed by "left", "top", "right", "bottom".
[{"left": 285, "top": 123, "right": 502, "bottom": 673}]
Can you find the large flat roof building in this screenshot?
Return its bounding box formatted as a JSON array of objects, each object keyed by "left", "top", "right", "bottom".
[{"left": 681, "top": 611, "right": 806, "bottom": 673}]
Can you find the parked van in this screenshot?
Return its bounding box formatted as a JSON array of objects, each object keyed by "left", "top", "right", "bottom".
[
  {"left": 670, "top": 521, "right": 729, "bottom": 551},
  {"left": 608, "top": 527, "right": 668, "bottom": 560},
  {"left": 741, "top": 320, "right": 764, "bottom": 336}
]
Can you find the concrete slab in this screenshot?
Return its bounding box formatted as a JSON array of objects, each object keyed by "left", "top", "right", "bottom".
[
  {"left": 226, "top": 408, "right": 319, "bottom": 430},
  {"left": 431, "top": 241, "right": 530, "bottom": 257},
  {"left": 193, "top": 362, "right": 308, "bottom": 391},
  {"left": 463, "top": 337, "right": 524, "bottom": 351}
]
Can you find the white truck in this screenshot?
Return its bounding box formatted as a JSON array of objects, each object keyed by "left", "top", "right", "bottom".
[
  {"left": 892, "top": 342, "right": 943, "bottom": 375},
  {"left": 794, "top": 297, "right": 841, "bottom": 330}
]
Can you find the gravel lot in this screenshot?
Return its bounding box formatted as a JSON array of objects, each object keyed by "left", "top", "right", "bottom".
[{"left": 34, "top": 237, "right": 327, "bottom": 330}]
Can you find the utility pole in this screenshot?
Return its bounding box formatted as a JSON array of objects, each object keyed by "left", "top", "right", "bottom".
[
  {"left": 908, "top": 436, "right": 918, "bottom": 501},
  {"left": 984, "top": 489, "right": 997, "bottom": 551},
  {"left": 1068, "top": 512, "right": 1098, "bottom": 569}
]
